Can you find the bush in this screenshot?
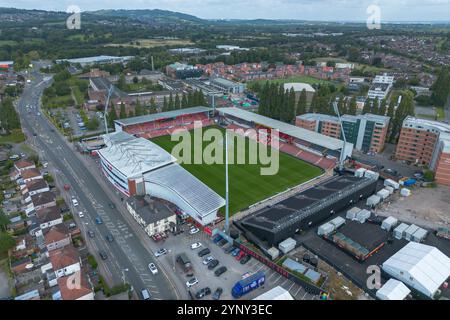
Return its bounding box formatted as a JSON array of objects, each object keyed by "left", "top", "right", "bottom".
[{"left": 87, "top": 254, "right": 98, "bottom": 270}]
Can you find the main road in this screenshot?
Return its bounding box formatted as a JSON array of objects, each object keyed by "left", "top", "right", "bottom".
[{"left": 17, "top": 63, "right": 179, "bottom": 300}]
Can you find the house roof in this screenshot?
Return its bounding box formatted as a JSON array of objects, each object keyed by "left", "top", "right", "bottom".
[
  {"left": 21, "top": 168, "right": 42, "bottom": 180},
  {"left": 126, "top": 196, "right": 175, "bottom": 225},
  {"left": 36, "top": 206, "right": 61, "bottom": 224},
  {"left": 25, "top": 179, "right": 48, "bottom": 193},
  {"left": 44, "top": 224, "right": 70, "bottom": 245},
  {"left": 58, "top": 271, "right": 92, "bottom": 300},
  {"left": 14, "top": 159, "right": 35, "bottom": 170},
  {"left": 49, "top": 246, "right": 80, "bottom": 270},
  {"left": 31, "top": 191, "right": 56, "bottom": 207}
]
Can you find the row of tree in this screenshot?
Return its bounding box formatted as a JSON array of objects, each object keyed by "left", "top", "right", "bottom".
[
  {"left": 431, "top": 68, "right": 450, "bottom": 107},
  {"left": 0, "top": 98, "right": 21, "bottom": 134}
]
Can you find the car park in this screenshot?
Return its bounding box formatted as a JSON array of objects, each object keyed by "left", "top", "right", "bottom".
[
  {"left": 202, "top": 256, "right": 215, "bottom": 265},
  {"left": 214, "top": 266, "right": 227, "bottom": 277},
  {"left": 87, "top": 230, "right": 95, "bottom": 238},
  {"left": 207, "top": 259, "right": 219, "bottom": 270},
  {"left": 95, "top": 216, "right": 103, "bottom": 224},
  {"left": 99, "top": 251, "right": 108, "bottom": 260},
  {"left": 148, "top": 263, "right": 158, "bottom": 275},
  {"left": 106, "top": 234, "right": 114, "bottom": 242},
  {"left": 190, "top": 242, "right": 202, "bottom": 250},
  {"left": 186, "top": 277, "right": 199, "bottom": 288},
  {"left": 155, "top": 248, "right": 168, "bottom": 257},
  {"left": 212, "top": 288, "right": 223, "bottom": 300},
  {"left": 198, "top": 248, "right": 211, "bottom": 257},
  {"left": 195, "top": 287, "right": 211, "bottom": 299}
]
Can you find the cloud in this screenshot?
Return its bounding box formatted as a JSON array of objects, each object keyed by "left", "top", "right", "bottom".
[{"left": 1, "top": 0, "right": 450, "bottom": 21}]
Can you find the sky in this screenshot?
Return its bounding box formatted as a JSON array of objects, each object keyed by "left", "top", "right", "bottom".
[{"left": 1, "top": 0, "right": 450, "bottom": 21}]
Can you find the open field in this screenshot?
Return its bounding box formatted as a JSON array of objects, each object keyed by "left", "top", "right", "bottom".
[
  {"left": 151, "top": 127, "right": 323, "bottom": 215},
  {"left": 248, "top": 75, "right": 331, "bottom": 88},
  {"left": 105, "top": 38, "right": 194, "bottom": 48},
  {"left": 0, "top": 130, "right": 26, "bottom": 144}
]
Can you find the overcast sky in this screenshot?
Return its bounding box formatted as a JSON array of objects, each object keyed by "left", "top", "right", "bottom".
[{"left": 2, "top": 0, "right": 450, "bottom": 21}]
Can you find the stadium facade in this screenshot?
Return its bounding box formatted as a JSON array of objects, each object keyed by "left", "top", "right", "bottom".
[{"left": 98, "top": 131, "right": 225, "bottom": 226}]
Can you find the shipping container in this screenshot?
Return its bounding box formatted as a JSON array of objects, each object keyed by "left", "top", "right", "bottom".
[
  {"left": 384, "top": 179, "right": 400, "bottom": 190},
  {"left": 412, "top": 228, "right": 428, "bottom": 243},
  {"left": 278, "top": 238, "right": 296, "bottom": 254},
  {"left": 404, "top": 224, "right": 420, "bottom": 241},
  {"left": 367, "top": 195, "right": 381, "bottom": 207},
  {"left": 356, "top": 209, "right": 371, "bottom": 223},
  {"left": 346, "top": 207, "right": 361, "bottom": 220},
  {"left": 377, "top": 189, "right": 390, "bottom": 200},
  {"left": 365, "top": 170, "right": 380, "bottom": 180},
  {"left": 381, "top": 216, "right": 398, "bottom": 231},
  {"left": 394, "top": 223, "right": 409, "bottom": 240},
  {"left": 329, "top": 216, "right": 346, "bottom": 229},
  {"left": 317, "top": 223, "right": 335, "bottom": 236},
  {"left": 400, "top": 188, "right": 412, "bottom": 197},
  {"left": 231, "top": 271, "right": 265, "bottom": 299},
  {"left": 385, "top": 186, "right": 394, "bottom": 195},
  {"left": 355, "top": 168, "right": 367, "bottom": 178}
]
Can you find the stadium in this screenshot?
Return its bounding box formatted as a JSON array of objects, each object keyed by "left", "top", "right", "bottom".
[{"left": 99, "top": 106, "right": 356, "bottom": 228}]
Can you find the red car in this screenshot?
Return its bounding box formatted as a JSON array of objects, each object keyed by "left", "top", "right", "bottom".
[
  {"left": 236, "top": 251, "right": 246, "bottom": 261},
  {"left": 63, "top": 184, "right": 71, "bottom": 191}
]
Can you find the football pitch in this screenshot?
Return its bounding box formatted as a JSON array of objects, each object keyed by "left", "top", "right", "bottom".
[{"left": 151, "top": 127, "right": 323, "bottom": 216}]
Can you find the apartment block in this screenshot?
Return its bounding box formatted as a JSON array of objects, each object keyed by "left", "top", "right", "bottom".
[
  {"left": 296, "top": 113, "right": 390, "bottom": 153},
  {"left": 395, "top": 117, "right": 450, "bottom": 186}
]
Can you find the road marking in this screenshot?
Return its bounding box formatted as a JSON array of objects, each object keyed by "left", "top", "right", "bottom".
[{"left": 294, "top": 286, "right": 303, "bottom": 298}]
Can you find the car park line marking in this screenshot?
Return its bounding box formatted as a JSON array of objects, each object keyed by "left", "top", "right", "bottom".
[
  {"left": 287, "top": 282, "right": 296, "bottom": 292},
  {"left": 301, "top": 291, "right": 308, "bottom": 300},
  {"left": 279, "top": 278, "right": 290, "bottom": 287}
]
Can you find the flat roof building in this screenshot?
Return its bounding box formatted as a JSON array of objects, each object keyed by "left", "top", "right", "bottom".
[{"left": 55, "top": 55, "right": 134, "bottom": 67}]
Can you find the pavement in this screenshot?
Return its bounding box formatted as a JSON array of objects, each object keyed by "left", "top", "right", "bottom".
[{"left": 15, "top": 62, "right": 178, "bottom": 300}]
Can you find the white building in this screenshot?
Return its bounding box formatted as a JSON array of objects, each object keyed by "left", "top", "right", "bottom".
[
  {"left": 382, "top": 242, "right": 450, "bottom": 299},
  {"left": 376, "top": 279, "right": 411, "bottom": 300},
  {"left": 367, "top": 73, "right": 395, "bottom": 100},
  {"left": 253, "top": 286, "right": 294, "bottom": 300}
]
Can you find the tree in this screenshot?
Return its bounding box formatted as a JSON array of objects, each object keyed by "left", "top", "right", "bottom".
[
  {"left": 362, "top": 99, "right": 371, "bottom": 114},
  {"left": 175, "top": 94, "right": 181, "bottom": 109},
  {"left": 163, "top": 96, "right": 169, "bottom": 112},
  {"left": 108, "top": 104, "right": 117, "bottom": 128},
  {"left": 181, "top": 93, "right": 188, "bottom": 109},
  {"left": 379, "top": 99, "right": 387, "bottom": 116},
  {"left": 431, "top": 68, "right": 450, "bottom": 107},
  {"left": 0, "top": 98, "right": 21, "bottom": 134},
  {"left": 134, "top": 99, "right": 143, "bottom": 116},
  {"left": 0, "top": 232, "right": 15, "bottom": 254},
  {"left": 119, "top": 103, "right": 127, "bottom": 119},
  {"left": 87, "top": 117, "right": 99, "bottom": 131},
  {"left": 296, "top": 89, "right": 307, "bottom": 116},
  {"left": 168, "top": 93, "right": 174, "bottom": 111},
  {"left": 0, "top": 210, "right": 9, "bottom": 232},
  {"left": 348, "top": 96, "right": 357, "bottom": 115},
  {"left": 117, "top": 74, "right": 127, "bottom": 91}
]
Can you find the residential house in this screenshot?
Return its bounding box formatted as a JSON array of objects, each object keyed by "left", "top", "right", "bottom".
[
  {"left": 14, "top": 289, "right": 41, "bottom": 300},
  {"left": 57, "top": 271, "right": 94, "bottom": 300},
  {"left": 44, "top": 224, "right": 72, "bottom": 252},
  {"left": 48, "top": 246, "right": 81, "bottom": 279},
  {"left": 30, "top": 191, "right": 56, "bottom": 213},
  {"left": 10, "top": 257, "right": 33, "bottom": 274},
  {"left": 7, "top": 215, "right": 26, "bottom": 232},
  {"left": 36, "top": 206, "right": 63, "bottom": 233},
  {"left": 21, "top": 179, "right": 49, "bottom": 197},
  {"left": 14, "top": 159, "right": 36, "bottom": 172}
]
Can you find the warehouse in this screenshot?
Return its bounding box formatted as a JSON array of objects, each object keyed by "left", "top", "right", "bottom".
[
  {"left": 236, "top": 175, "right": 377, "bottom": 247},
  {"left": 381, "top": 242, "right": 450, "bottom": 299},
  {"left": 55, "top": 55, "right": 134, "bottom": 67}
]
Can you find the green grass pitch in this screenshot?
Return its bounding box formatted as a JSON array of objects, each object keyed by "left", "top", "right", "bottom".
[{"left": 151, "top": 127, "right": 323, "bottom": 216}]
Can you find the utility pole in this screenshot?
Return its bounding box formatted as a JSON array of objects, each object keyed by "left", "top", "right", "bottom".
[{"left": 225, "top": 129, "right": 230, "bottom": 235}]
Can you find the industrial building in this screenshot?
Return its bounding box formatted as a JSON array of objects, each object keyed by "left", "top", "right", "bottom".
[
  {"left": 367, "top": 74, "right": 395, "bottom": 100},
  {"left": 168, "top": 48, "right": 206, "bottom": 55},
  {"left": 98, "top": 131, "right": 225, "bottom": 226},
  {"left": 395, "top": 117, "right": 450, "bottom": 186},
  {"left": 381, "top": 242, "right": 450, "bottom": 299},
  {"left": 376, "top": 279, "right": 411, "bottom": 300},
  {"left": 296, "top": 113, "right": 390, "bottom": 154},
  {"left": 55, "top": 55, "right": 134, "bottom": 67},
  {"left": 235, "top": 175, "right": 378, "bottom": 247},
  {"left": 210, "top": 77, "right": 246, "bottom": 94},
  {"left": 165, "top": 62, "right": 203, "bottom": 79}
]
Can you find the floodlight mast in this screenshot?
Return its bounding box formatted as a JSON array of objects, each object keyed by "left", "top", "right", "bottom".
[
  {"left": 224, "top": 129, "right": 230, "bottom": 235},
  {"left": 104, "top": 85, "right": 115, "bottom": 134},
  {"left": 333, "top": 101, "right": 348, "bottom": 171}
]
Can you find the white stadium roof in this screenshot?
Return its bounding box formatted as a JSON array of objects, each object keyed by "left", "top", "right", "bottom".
[
  {"left": 144, "top": 163, "right": 225, "bottom": 219},
  {"left": 217, "top": 107, "right": 349, "bottom": 151},
  {"left": 382, "top": 242, "right": 450, "bottom": 299},
  {"left": 376, "top": 279, "right": 411, "bottom": 300},
  {"left": 115, "top": 106, "right": 211, "bottom": 127},
  {"left": 99, "top": 132, "right": 176, "bottom": 179}
]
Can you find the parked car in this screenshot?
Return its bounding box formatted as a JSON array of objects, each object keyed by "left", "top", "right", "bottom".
[
  {"left": 87, "top": 230, "right": 95, "bottom": 238},
  {"left": 198, "top": 248, "right": 211, "bottom": 257},
  {"left": 214, "top": 266, "right": 227, "bottom": 277},
  {"left": 186, "top": 277, "right": 199, "bottom": 288},
  {"left": 224, "top": 245, "right": 236, "bottom": 254},
  {"left": 212, "top": 235, "right": 223, "bottom": 244},
  {"left": 155, "top": 248, "right": 168, "bottom": 257},
  {"left": 141, "top": 289, "right": 151, "bottom": 300},
  {"left": 78, "top": 211, "right": 84, "bottom": 218},
  {"left": 190, "top": 242, "right": 202, "bottom": 250},
  {"left": 99, "top": 251, "right": 108, "bottom": 260},
  {"left": 207, "top": 259, "right": 219, "bottom": 270},
  {"left": 212, "top": 287, "right": 223, "bottom": 300},
  {"left": 148, "top": 263, "right": 158, "bottom": 275},
  {"left": 231, "top": 248, "right": 241, "bottom": 256},
  {"left": 71, "top": 198, "right": 79, "bottom": 207},
  {"left": 195, "top": 287, "right": 211, "bottom": 299},
  {"left": 95, "top": 216, "right": 103, "bottom": 224},
  {"left": 202, "top": 256, "right": 214, "bottom": 265},
  {"left": 106, "top": 234, "right": 114, "bottom": 242},
  {"left": 189, "top": 227, "right": 200, "bottom": 235},
  {"left": 217, "top": 239, "right": 228, "bottom": 247},
  {"left": 240, "top": 255, "right": 251, "bottom": 265},
  {"left": 236, "top": 251, "right": 246, "bottom": 261}
]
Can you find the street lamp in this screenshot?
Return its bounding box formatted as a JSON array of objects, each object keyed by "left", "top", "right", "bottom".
[{"left": 121, "top": 268, "right": 129, "bottom": 285}]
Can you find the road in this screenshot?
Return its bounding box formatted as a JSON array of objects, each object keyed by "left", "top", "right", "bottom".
[{"left": 16, "top": 63, "right": 178, "bottom": 300}]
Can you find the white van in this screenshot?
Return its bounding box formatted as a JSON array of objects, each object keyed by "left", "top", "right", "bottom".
[{"left": 141, "top": 289, "right": 151, "bottom": 300}]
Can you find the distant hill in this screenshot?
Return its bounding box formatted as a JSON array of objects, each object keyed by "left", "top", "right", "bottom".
[{"left": 91, "top": 9, "right": 205, "bottom": 24}]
